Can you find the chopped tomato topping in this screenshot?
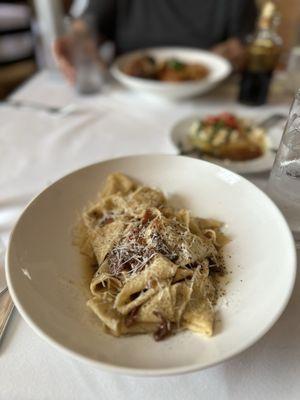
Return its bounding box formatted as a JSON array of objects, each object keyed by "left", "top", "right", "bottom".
[{"left": 203, "top": 112, "right": 239, "bottom": 130}]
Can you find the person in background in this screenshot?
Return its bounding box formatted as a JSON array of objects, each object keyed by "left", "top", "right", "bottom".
[{"left": 53, "top": 0, "right": 257, "bottom": 84}]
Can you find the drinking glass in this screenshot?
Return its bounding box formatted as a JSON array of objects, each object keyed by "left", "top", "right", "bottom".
[
  {"left": 287, "top": 47, "right": 300, "bottom": 93},
  {"left": 268, "top": 89, "right": 300, "bottom": 246},
  {"left": 66, "top": 15, "right": 103, "bottom": 95}
]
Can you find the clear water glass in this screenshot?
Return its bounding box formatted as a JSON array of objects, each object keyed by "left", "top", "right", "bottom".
[
  {"left": 268, "top": 89, "right": 300, "bottom": 245},
  {"left": 66, "top": 16, "right": 103, "bottom": 95},
  {"left": 287, "top": 47, "right": 300, "bottom": 92}
]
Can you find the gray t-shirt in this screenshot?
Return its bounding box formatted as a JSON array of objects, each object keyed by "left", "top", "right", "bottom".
[{"left": 84, "top": 0, "right": 257, "bottom": 54}]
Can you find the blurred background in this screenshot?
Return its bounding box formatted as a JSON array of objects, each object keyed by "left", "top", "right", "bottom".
[{"left": 0, "top": 0, "right": 299, "bottom": 99}]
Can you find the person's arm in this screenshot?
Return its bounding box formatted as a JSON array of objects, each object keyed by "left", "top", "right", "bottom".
[
  {"left": 212, "top": 0, "right": 257, "bottom": 70},
  {"left": 53, "top": 0, "right": 116, "bottom": 83},
  {"left": 212, "top": 38, "right": 246, "bottom": 71}
]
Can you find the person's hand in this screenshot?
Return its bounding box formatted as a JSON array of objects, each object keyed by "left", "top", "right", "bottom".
[
  {"left": 212, "top": 38, "right": 246, "bottom": 71},
  {"left": 52, "top": 35, "right": 76, "bottom": 84}
]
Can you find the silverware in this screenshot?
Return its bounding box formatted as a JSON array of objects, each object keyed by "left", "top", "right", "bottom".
[
  {"left": 0, "top": 240, "right": 14, "bottom": 347},
  {"left": 0, "top": 239, "right": 6, "bottom": 297},
  {"left": 294, "top": 232, "right": 300, "bottom": 250},
  {"left": 0, "top": 286, "right": 7, "bottom": 297},
  {"left": 2, "top": 100, "right": 77, "bottom": 116},
  {"left": 0, "top": 289, "right": 14, "bottom": 346},
  {"left": 257, "top": 113, "right": 287, "bottom": 130}
]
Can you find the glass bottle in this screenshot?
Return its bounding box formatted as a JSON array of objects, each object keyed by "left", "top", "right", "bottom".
[{"left": 238, "top": 1, "right": 282, "bottom": 106}]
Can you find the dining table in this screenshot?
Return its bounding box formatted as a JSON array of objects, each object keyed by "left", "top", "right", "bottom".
[{"left": 0, "top": 70, "right": 299, "bottom": 400}]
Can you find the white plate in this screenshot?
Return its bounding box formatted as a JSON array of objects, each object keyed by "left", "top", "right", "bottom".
[
  {"left": 6, "top": 155, "right": 296, "bottom": 376},
  {"left": 171, "top": 116, "right": 275, "bottom": 174},
  {"left": 111, "top": 47, "right": 232, "bottom": 100}
]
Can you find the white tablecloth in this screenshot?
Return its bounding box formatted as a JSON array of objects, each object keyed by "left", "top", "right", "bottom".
[{"left": 0, "top": 71, "right": 299, "bottom": 400}]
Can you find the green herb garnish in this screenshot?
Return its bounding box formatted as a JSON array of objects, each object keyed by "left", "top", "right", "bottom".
[{"left": 167, "top": 58, "right": 185, "bottom": 71}]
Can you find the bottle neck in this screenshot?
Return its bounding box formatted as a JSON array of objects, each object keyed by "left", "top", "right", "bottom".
[
  {"left": 252, "top": 2, "right": 281, "bottom": 45},
  {"left": 257, "top": 1, "right": 277, "bottom": 29},
  {"left": 243, "top": 2, "right": 282, "bottom": 72}
]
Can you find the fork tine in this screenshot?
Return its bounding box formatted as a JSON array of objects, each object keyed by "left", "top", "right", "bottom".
[
  {"left": 0, "top": 291, "right": 14, "bottom": 346},
  {"left": 0, "top": 287, "right": 8, "bottom": 297}
]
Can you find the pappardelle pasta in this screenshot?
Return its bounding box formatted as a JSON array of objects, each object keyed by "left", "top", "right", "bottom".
[{"left": 74, "top": 173, "right": 228, "bottom": 341}]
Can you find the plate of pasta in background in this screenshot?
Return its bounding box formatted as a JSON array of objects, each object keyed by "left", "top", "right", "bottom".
[{"left": 6, "top": 155, "right": 296, "bottom": 375}]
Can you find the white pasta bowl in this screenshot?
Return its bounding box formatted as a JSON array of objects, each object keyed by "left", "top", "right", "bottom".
[
  {"left": 111, "top": 47, "right": 232, "bottom": 99},
  {"left": 6, "top": 155, "right": 296, "bottom": 376}
]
